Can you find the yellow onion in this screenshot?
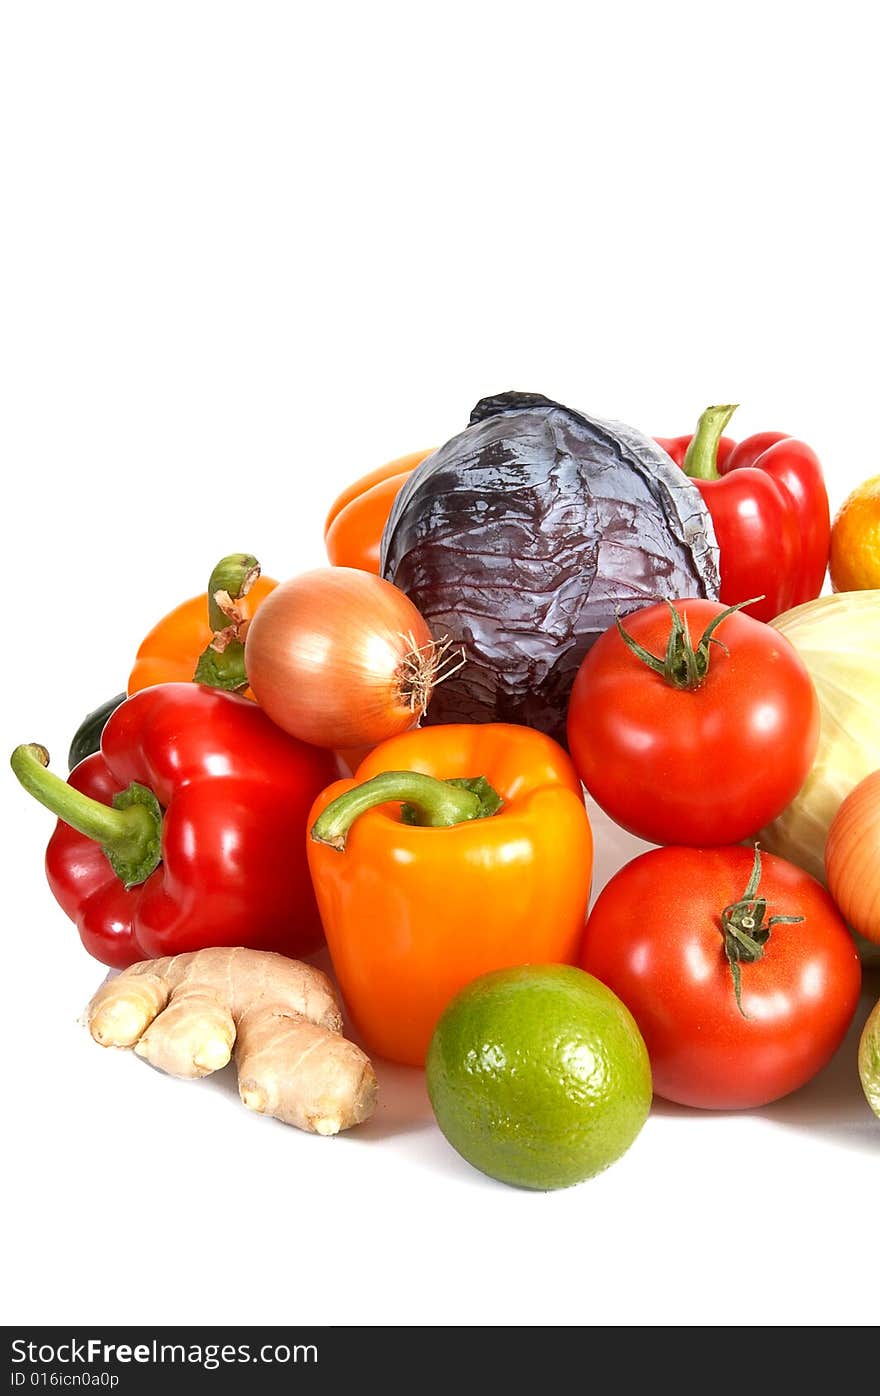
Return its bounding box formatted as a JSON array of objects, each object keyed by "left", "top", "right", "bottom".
[
  {"left": 826, "top": 770, "right": 880, "bottom": 945},
  {"left": 244, "top": 567, "right": 460, "bottom": 749}
]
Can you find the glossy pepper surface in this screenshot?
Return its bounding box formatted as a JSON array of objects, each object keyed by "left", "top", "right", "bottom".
[
  {"left": 656, "top": 405, "right": 830, "bottom": 622},
  {"left": 324, "top": 449, "right": 433, "bottom": 572},
  {"left": 11, "top": 683, "right": 338, "bottom": 968},
  {"left": 307, "top": 723, "right": 593, "bottom": 1066}
]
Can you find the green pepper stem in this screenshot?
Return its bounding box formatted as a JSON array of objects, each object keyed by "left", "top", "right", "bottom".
[
  {"left": 205, "top": 554, "right": 260, "bottom": 633},
  {"left": 193, "top": 552, "right": 261, "bottom": 692},
  {"left": 10, "top": 744, "right": 162, "bottom": 888},
  {"left": 310, "top": 770, "right": 502, "bottom": 852},
  {"left": 682, "top": 404, "right": 739, "bottom": 481}
]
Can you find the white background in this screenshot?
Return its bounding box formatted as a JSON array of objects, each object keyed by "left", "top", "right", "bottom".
[{"left": 2, "top": 1, "right": 878, "bottom": 1329}]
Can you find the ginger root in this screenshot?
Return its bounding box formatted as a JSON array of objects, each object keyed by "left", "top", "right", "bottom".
[{"left": 86, "top": 947, "right": 377, "bottom": 1135}]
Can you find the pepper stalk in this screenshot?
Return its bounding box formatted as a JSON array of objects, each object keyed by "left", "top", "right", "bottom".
[
  {"left": 311, "top": 771, "right": 503, "bottom": 851},
  {"left": 682, "top": 404, "right": 739, "bottom": 481},
  {"left": 193, "top": 553, "right": 262, "bottom": 692},
  {"left": 10, "top": 743, "right": 162, "bottom": 888}
]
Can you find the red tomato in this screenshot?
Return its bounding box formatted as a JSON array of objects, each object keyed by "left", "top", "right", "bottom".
[
  {"left": 566, "top": 597, "right": 819, "bottom": 846},
  {"left": 581, "top": 845, "right": 861, "bottom": 1109}
]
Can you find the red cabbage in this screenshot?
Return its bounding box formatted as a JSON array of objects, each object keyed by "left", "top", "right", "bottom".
[{"left": 381, "top": 391, "right": 721, "bottom": 743}]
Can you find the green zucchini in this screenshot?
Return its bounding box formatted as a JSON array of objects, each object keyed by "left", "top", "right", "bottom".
[{"left": 67, "top": 693, "right": 126, "bottom": 771}]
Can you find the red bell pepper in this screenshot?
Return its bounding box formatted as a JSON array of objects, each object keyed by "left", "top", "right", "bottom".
[
  {"left": 656, "top": 405, "right": 830, "bottom": 623},
  {"left": 11, "top": 683, "right": 338, "bottom": 968}
]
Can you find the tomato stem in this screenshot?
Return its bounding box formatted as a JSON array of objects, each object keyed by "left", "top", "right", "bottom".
[
  {"left": 720, "top": 845, "right": 804, "bottom": 1017},
  {"left": 616, "top": 597, "right": 764, "bottom": 691}
]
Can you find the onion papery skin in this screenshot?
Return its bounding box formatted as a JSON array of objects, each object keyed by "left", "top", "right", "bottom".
[
  {"left": 826, "top": 770, "right": 880, "bottom": 946},
  {"left": 245, "top": 567, "right": 437, "bottom": 749}
]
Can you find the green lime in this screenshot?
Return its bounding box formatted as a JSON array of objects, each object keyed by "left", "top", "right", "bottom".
[
  {"left": 859, "top": 998, "right": 880, "bottom": 1118},
  {"left": 426, "top": 964, "right": 652, "bottom": 1190}
]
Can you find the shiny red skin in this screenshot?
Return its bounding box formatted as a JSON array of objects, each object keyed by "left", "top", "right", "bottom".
[
  {"left": 581, "top": 845, "right": 862, "bottom": 1109},
  {"left": 46, "top": 683, "right": 338, "bottom": 968},
  {"left": 655, "top": 430, "right": 830, "bottom": 622},
  {"left": 566, "top": 598, "right": 819, "bottom": 847}
]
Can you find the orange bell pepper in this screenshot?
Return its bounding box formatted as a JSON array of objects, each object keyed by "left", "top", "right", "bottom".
[
  {"left": 307, "top": 723, "right": 593, "bottom": 1066},
  {"left": 324, "top": 449, "right": 434, "bottom": 572},
  {"left": 128, "top": 553, "right": 277, "bottom": 697}
]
